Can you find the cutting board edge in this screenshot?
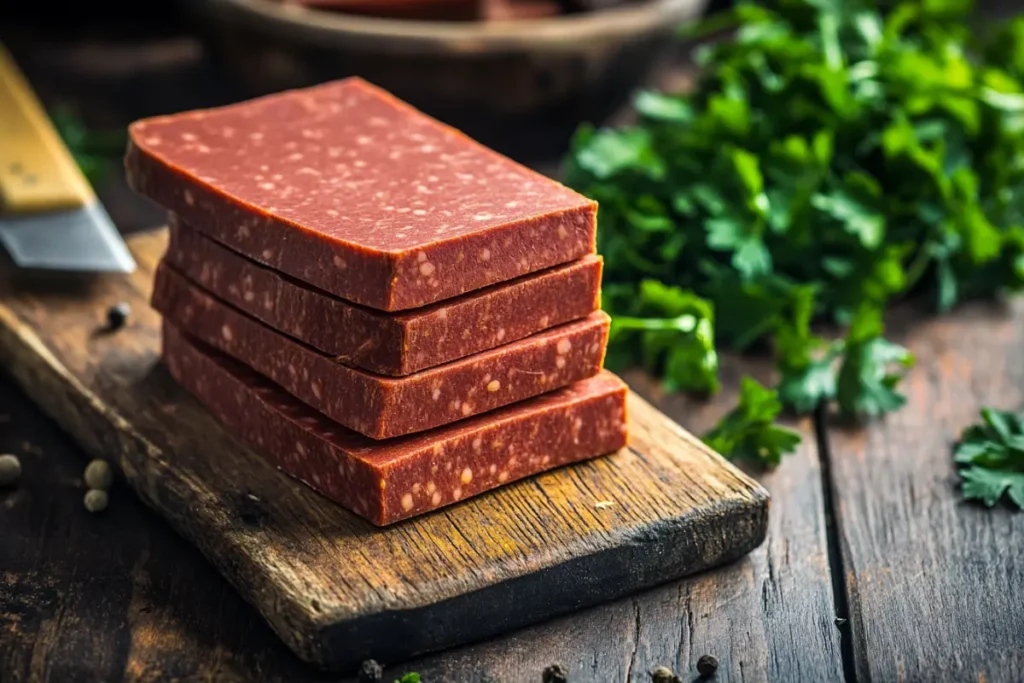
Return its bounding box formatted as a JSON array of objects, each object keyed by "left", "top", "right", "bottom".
[{"left": 310, "top": 488, "right": 769, "bottom": 669}]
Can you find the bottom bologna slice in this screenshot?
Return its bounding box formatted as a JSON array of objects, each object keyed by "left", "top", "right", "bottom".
[
  {"left": 162, "top": 323, "right": 629, "bottom": 526},
  {"left": 153, "top": 261, "right": 609, "bottom": 440}
]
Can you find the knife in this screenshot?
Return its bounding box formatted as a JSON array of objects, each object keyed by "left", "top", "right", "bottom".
[{"left": 0, "top": 45, "right": 135, "bottom": 273}]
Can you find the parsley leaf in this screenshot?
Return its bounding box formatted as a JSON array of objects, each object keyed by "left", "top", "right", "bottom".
[
  {"left": 395, "top": 674, "right": 422, "bottom": 683},
  {"left": 565, "top": 0, "right": 1024, "bottom": 463},
  {"left": 954, "top": 407, "right": 1024, "bottom": 510},
  {"left": 703, "top": 377, "right": 802, "bottom": 467}
]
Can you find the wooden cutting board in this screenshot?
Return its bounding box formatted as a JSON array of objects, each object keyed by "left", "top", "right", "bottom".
[{"left": 0, "top": 228, "right": 769, "bottom": 671}]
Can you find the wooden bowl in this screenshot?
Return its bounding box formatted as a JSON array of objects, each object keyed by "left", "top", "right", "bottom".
[{"left": 180, "top": 0, "right": 707, "bottom": 159}]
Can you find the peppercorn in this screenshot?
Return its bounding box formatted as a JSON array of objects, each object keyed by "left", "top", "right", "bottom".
[
  {"left": 696, "top": 654, "right": 719, "bottom": 678},
  {"left": 0, "top": 454, "right": 21, "bottom": 487},
  {"left": 358, "top": 659, "right": 383, "bottom": 683},
  {"left": 650, "top": 666, "right": 675, "bottom": 683},
  {"left": 106, "top": 302, "right": 131, "bottom": 330},
  {"left": 542, "top": 664, "right": 568, "bottom": 683},
  {"left": 84, "top": 489, "right": 108, "bottom": 513},
  {"left": 84, "top": 459, "right": 113, "bottom": 491}
]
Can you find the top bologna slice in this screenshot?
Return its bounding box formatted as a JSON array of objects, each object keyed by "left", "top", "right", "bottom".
[{"left": 125, "top": 77, "right": 597, "bottom": 311}]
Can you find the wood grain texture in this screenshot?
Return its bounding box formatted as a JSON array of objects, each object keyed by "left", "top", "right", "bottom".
[
  {"left": 0, "top": 228, "right": 768, "bottom": 671},
  {"left": 824, "top": 301, "right": 1024, "bottom": 683},
  {"left": 0, "top": 355, "right": 843, "bottom": 683}
]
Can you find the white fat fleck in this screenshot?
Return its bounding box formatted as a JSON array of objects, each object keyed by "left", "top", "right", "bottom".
[
  {"left": 333, "top": 255, "right": 347, "bottom": 269},
  {"left": 243, "top": 291, "right": 254, "bottom": 302},
  {"left": 413, "top": 209, "right": 427, "bottom": 215},
  {"left": 539, "top": 315, "right": 550, "bottom": 328},
  {"left": 437, "top": 309, "right": 448, "bottom": 321},
  {"left": 288, "top": 152, "right": 304, "bottom": 161},
  {"left": 417, "top": 252, "right": 428, "bottom": 262},
  {"left": 460, "top": 468, "right": 473, "bottom": 485},
  {"left": 542, "top": 455, "right": 551, "bottom": 466},
  {"left": 557, "top": 339, "right": 572, "bottom": 355},
  {"left": 354, "top": 160, "right": 367, "bottom": 168},
  {"left": 250, "top": 133, "right": 264, "bottom": 141},
  {"left": 181, "top": 132, "right": 197, "bottom": 142},
  {"left": 262, "top": 249, "right": 274, "bottom": 260},
  {"left": 556, "top": 358, "right": 566, "bottom": 369},
  {"left": 506, "top": 201, "right": 519, "bottom": 208},
  {"left": 401, "top": 494, "right": 414, "bottom": 512},
  {"left": 296, "top": 441, "right": 306, "bottom": 456},
  {"left": 264, "top": 293, "right": 274, "bottom": 310},
  {"left": 472, "top": 437, "right": 482, "bottom": 451},
  {"left": 557, "top": 224, "right": 569, "bottom": 239},
  {"left": 258, "top": 182, "right": 275, "bottom": 190},
  {"left": 479, "top": 248, "right": 491, "bottom": 261},
  {"left": 312, "top": 473, "right": 321, "bottom": 485},
  {"left": 419, "top": 262, "right": 435, "bottom": 276},
  {"left": 496, "top": 328, "right": 506, "bottom": 342},
  {"left": 143, "top": 136, "right": 162, "bottom": 146},
  {"left": 184, "top": 189, "right": 195, "bottom": 206},
  {"left": 312, "top": 381, "right": 322, "bottom": 399},
  {"left": 196, "top": 144, "right": 211, "bottom": 153},
  {"left": 237, "top": 224, "right": 251, "bottom": 239},
  {"left": 431, "top": 491, "right": 442, "bottom": 506},
  {"left": 326, "top": 209, "right": 340, "bottom": 217},
  {"left": 452, "top": 487, "right": 463, "bottom": 501},
  {"left": 356, "top": 135, "right": 372, "bottom": 145},
  {"left": 426, "top": 481, "right": 436, "bottom": 494},
  {"left": 473, "top": 213, "right": 493, "bottom": 221},
  {"left": 487, "top": 380, "right": 501, "bottom": 393},
  {"left": 221, "top": 325, "right": 233, "bottom": 341},
  {"left": 489, "top": 464, "right": 497, "bottom": 475},
  {"left": 498, "top": 471, "right": 509, "bottom": 483}
]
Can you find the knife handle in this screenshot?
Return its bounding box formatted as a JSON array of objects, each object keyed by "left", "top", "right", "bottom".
[{"left": 0, "top": 44, "right": 95, "bottom": 215}]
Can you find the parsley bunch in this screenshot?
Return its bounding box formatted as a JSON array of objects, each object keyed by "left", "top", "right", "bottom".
[
  {"left": 564, "top": 0, "right": 1024, "bottom": 465},
  {"left": 956, "top": 407, "right": 1024, "bottom": 510}
]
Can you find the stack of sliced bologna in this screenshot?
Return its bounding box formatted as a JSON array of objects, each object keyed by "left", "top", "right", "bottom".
[{"left": 126, "top": 77, "right": 628, "bottom": 526}]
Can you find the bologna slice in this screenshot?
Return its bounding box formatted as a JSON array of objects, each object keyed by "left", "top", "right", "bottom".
[
  {"left": 153, "top": 262, "right": 610, "bottom": 439},
  {"left": 166, "top": 218, "right": 603, "bottom": 376},
  {"left": 163, "top": 323, "right": 629, "bottom": 526},
  {"left": 126, "top": 77, "right": 597, "bottom": 311}
]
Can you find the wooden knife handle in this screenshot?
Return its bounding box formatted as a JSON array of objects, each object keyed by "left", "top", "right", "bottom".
[{"left": 0, "top": 44, "right": 95, "bottom": 215}]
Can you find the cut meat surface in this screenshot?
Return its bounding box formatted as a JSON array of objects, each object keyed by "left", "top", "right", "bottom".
[
  {"left": 166, "top": 218, "right": 603, "bottom": 376},
  {"left": 152, "top": 262, "right": 610, "bottom": 439},
  {"left": 162, "top": 323, "right": 629, "bottom": 526},
  {"left": 126, "top": 77, "right": 597, "bottom": 311}
]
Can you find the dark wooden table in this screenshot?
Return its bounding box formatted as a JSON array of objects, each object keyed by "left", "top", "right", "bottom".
[{"left": 1, "top": 23, "right": 1023, "bottom": 683}]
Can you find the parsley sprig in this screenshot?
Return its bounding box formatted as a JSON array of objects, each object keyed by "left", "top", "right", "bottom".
[
  {"left": 565, "top": 0, "right": 1024, "bottom": 466},
  {"left": 955, "top": 407, "right": 1024, "bottom": 510}
]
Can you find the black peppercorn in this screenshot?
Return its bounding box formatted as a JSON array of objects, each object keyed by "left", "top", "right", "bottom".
[
  {"left": 542, "top": 664, "right": 568, "bottom": 683},
  {"left": 106, "top": 302, "right": 131, "bottom": 330},
  {"left": 358, "top": 659, "right": 383, "bottom": 683},
  {"left": 696, "top": 654, "right": 719, "bottom": 678}
]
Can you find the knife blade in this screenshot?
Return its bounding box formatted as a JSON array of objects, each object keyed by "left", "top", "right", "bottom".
[{"left": 0, "top": 44, "right": 135, "bottom": 273}]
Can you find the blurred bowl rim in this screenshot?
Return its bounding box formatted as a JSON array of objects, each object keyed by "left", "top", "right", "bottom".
[{"left": 193, "top": 0, "right": 705, "bottom": 53}]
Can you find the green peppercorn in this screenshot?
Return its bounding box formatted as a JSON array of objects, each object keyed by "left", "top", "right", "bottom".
[
  {"left": 696, "top": 654, "right": 719, "bottom": 678},
  {"left": 358, "top": 659, "right": 383, "bottom": 683},
  {"left": 0, "top": 454, "right": 21, "bottom": 487},
  {"left": 542, "top": 664, "right": 568, "bottom": 683},
  {"left": 84, "top": 489, "right": 108, "bottom": 513},
  {"left": 84, "top": 459, "right": 114, "bottom": 490},
  {"left": 650, "top": 666, "right": 675, "bottom": 683}
]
